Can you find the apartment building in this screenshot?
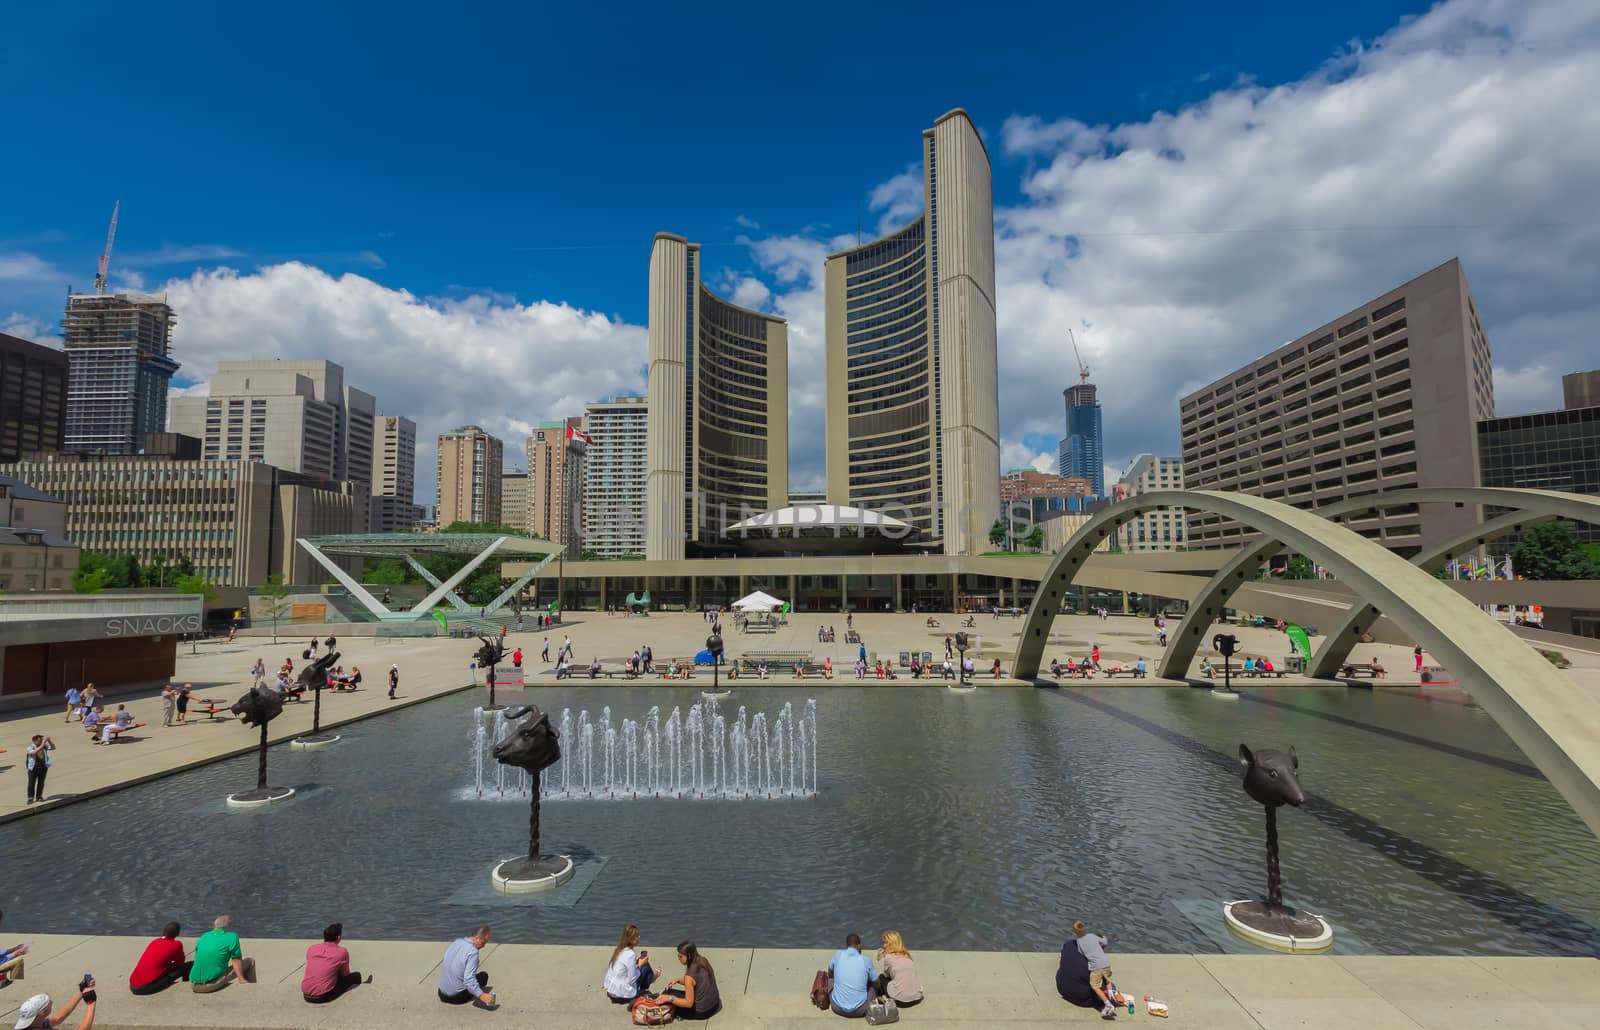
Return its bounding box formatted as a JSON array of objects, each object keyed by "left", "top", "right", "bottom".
[
  {"left": 584, "top": 396, "right": 648, "bottom": 559},
  {"left": 1180, "top": 259, "right": 1493, "bottom": 557},
  {"left": 437, "top": 425, "right": 502, "bottom": 526},
  {"left": 1113, "top": 454, "right": 1186, "bottom": 552},
  {"left": 369, "top": 414, "right": 420, "bottom": 532},
  {"left": 528, "top": 419, "right": 587, "bottom": 557},
  {"left": 0, "top": 333, "right": 68, "bottom": 464}
]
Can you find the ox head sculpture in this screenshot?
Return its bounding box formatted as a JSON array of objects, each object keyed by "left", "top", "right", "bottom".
[
  {"left": 297, "top": 650, "right": 341, "bottom": 694},
  {"left": 474, "top": 635, "right": 507, "bottom": 670},
  {"left": 1239, "top": 744, "right": 1304, "bottom": 808},
  {"left": 493, "top": 704, "right": 562, "bottom": 773},
  {"left": 231, "top": 683, "right": 284, "bottom": 728}
]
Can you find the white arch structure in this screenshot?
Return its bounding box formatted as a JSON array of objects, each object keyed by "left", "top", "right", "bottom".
[{"left": 1012, "top": 489, "right": 1600, "bottom": 841}]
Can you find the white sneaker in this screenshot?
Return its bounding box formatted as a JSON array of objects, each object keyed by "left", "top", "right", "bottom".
[{"left": 1102, "top": 1002, "right": 1117, "bottom": 1017}]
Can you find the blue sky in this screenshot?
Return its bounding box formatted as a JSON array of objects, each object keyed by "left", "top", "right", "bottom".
[{"left": 4, "top": 0, "right": 1597, "bottom": 501}]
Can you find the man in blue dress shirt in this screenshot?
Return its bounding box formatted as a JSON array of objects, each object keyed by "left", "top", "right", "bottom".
[
  {"left": 828, "top": 933, "right": 877, "bottom": 1017},
  {"left": 438, "top": 925, "right": 495, "bottom": 1007}
]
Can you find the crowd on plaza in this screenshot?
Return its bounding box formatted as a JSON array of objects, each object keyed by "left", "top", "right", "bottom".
[{"left": 0, "top": 907, "right": 1131, "bottom": 1023}]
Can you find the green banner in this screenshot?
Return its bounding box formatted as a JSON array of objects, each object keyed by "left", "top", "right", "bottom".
[
  {"left": 1285, "top": 624, "right": 1311, "bottom": 660},
  {"left": 432, "top": 609, "right": 448, "bottom": 631}
]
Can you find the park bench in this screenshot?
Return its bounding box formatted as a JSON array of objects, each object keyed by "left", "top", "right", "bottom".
[
  {"left": 1101, "top": 667, "right": 1146, "bottom": 678},
  {"left": 845, "top": 629, "right": 862, "bottom": 644},
  {"left": 1340, "top": 664, "right": 1386, "bottom": 678}
]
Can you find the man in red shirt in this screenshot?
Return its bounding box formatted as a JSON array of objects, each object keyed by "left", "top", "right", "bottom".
[
  {"left": 129, "top": 922, "right": 190, "bottom": 995},
  {"left": 301, "top": 923, "right": 362, "bottom": 1004}
]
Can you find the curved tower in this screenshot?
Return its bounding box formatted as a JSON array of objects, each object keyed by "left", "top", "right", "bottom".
[
  {"left": 824, "top": 109, "right": 998, "bottom": 554},
  {"left": 646, "top": 234, "right": 788, "bottom": 560}
]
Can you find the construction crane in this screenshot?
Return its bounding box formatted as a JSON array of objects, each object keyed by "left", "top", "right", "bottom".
[
  {"left": 1067, "top": 327, "right": 1090, "bottom": 385},
  {"left": 94, "top": 200, "right": 120, "bottom": 293}
]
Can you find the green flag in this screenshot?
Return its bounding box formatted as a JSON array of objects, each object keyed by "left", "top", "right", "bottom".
[
  {"left": 1285, "top": 624, "right": 1311, "bottom": 660},
  {"left": 432, "top": 609, "right": 448, "bottom": 631},
  {"left": 781, "top": 601, "right": 791, "bottom": 615}
]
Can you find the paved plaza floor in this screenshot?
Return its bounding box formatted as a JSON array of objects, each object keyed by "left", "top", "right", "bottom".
[{"left": 3, "top": 934, "right": 1597, "bottom": 1028}]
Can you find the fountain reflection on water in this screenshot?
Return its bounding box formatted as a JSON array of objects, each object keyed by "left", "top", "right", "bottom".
[{"left": 468, "top": 697, "right": 818, "bottom": 800}]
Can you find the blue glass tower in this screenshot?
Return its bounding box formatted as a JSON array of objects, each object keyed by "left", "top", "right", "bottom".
[{"left": 1058, "top": 382, "right": 1103, "bottom": 496}]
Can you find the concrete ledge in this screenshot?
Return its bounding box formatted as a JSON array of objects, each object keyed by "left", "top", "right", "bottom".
[{"left": 3, "top": 935, "right": 1597, "bottom": 1029}]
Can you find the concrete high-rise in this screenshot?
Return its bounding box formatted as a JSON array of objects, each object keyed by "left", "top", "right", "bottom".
[
  {"left": 0, "top": 333, "right": 68, "bottom": 463},
  {"left": 1113, "top": 454, "right": 1186, "bottom": 552},
  {"left": 823, "top": 109, "right": 999, "bottom": 554},
  {"left": 436, "top": 425, "right": 502, "bottom": 526},
  {"left": 170, "top": 359, "right": 377, "bottom": 504},
  {"left": 527, "top": 418, "right": 588, "bottom": 558},
  {"left": 585, "top": 396, "right": 648, "bottom": 559},
  {"left": 62, "top": 292, "right": 180, "bottom": 455},
  {"left": 1180, "top": 258, "right": 1494, "bottom": 557},
  {"left": 646, "top": 234, "right": 788, "bottom": 560},
  {"left": 499, "top": 469, "right": 531, "bottom": 532},
  {"left": 368, "top": 414, "right": 420, "bottom": 533},
  {"left": 1059, "top": 382, "right": 1104, "bottom": 496}
]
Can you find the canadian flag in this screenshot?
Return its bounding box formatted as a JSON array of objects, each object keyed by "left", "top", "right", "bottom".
[{"left": 566, "top": 424, "right": 593, "bottom": 445}]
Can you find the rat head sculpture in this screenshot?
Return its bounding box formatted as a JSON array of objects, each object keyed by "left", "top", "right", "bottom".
[
  {"left": 297, "top": 650, "right": 341, "bottom": 694},
  {"left": 493, "top": 704, "right": 562, "bottom": 773},
  {"left": 1239, "top": 744, "right": 1304, "bottom": 807},
  {"left": 231, "top": 683, "right": 284, "bottom": 727},
  {"left": 474, "top": 635, "right": 506, "bottom": 669}
]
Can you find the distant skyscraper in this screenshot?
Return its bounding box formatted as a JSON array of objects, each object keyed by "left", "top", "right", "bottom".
[
  {"left": 585, "top": 396, "right": 648, "bottom": 559},
  {"left": 171, "top": 360, "right": 376, "bottom": 501},
  {"left": 527, "top": 418, "right": 588, "bottom": 558},
  {"left": 62, "top": 292, "right": 179, "bottom": 455},
  {"left": 1058, "top": 382, "right": 1104, "bottom": 496},
  {"left": 436, "top": 425, "right": 502, "bottom": 526},
  {"left": 823, "top": 109, "right": 999, "bottom": 554},
  {"left": 499, "top": 469, "right": 530, "bottom": 532},
  {"left": 0, "top": 333, "right": 68, "bottom": 463},
  {"left": 368, "top": 414, "right": 420, "bottom": 533},
  {"left": 646, "top": 234, "right": 788, "bottom": 560}
]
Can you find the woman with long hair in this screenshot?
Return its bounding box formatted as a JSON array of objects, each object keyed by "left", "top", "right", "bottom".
[
  {"left": 603, "top": 924, "right": 655, "bottom": 1003},
  {"left": 650, "top": 940, "right": 720, "bottom": 1019},
  {"left": 874, "top": 931, "right": 924, "bottom": 1006}
]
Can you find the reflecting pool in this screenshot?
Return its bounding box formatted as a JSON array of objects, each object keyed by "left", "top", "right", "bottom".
[{"left": 5, "top": 685, "right": 1599, "bottom": 953}]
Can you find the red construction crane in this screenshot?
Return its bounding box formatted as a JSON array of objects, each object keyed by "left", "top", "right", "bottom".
[{"left": 94, "top": 200, "right": 120, "bottom": 293}]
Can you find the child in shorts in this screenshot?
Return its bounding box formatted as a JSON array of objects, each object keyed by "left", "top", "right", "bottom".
[{"left": 1073, "top": 919, "right": 1121, "bottom": 1017}]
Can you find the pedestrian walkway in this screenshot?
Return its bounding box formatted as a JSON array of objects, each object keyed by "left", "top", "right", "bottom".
[{"left": 3, "top": 934, "right": 1594, "bottom": 1028}]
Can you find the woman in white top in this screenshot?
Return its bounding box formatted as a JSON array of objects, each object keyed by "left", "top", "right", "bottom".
[
  {"left": 603, "top": 923, "right": 656, "bottom": 1003},
  {"left": 874, "top": 930, "right": 924, "bottom": 1005}
]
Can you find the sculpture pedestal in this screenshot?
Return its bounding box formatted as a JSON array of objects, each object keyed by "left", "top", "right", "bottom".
[
  {"left": 290, "top": 732, "right": 340, "bottom": 749},
  {"left": 1211, "top": 688, "right": 1240, "bottom": 701},
  {"left": 1223, "top": 900, "right": 1333, "bottom": 952},
  {"left": 491, "top": 855, "right": 574, "bottom": 894},
  {"left": 225, "top": 786, "right": 296, "bottom": 809},
  {"left": 700, "top": 688, "right": 731, "bottom": 699}
]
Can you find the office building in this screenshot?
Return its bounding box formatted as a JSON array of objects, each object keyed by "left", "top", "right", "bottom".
[
  {"left": 0, "top": 446, "right": 362, "bottom": 586},
  {"left": 1180, "top": 259, "right": 1493, "bottom": 557},
  {"left": 647, "top": 234, "right": 788, "bottom": 559},
  {"left": 823, "top": 109, "right": 999, "bottom": 554},
  {"left": 1113, "top": 454, "right": 1187, "bottom": 552},
  {"left": 499, "top": 469, "right": 530, "bottom": 532},
  {"left": 368, "top": 414, "right": 421, "bottom": 533},
  {"left": 62, "top": 292, "right": 180, "bottom": 455},
  {"left": 584, "top": 396, "right": 648, "bottom": 559},
  {"left": 1059, "top": 382, "right": 1104, "bottom": 495},
  {"left": 528, "top": 419, "right": 588, "bottom": 557},
  {"left": 437, "top": 425, "right": 502, "bottom": 526},
  {"left": 1477, "top": 372, "right": 1600, "bottom": 550},
  {"left": 171, "top": 359, "right": 376, "bottom": 504},
  {"left": 1001, "top": 469, "right": 1093, "bottom": 504},
  {"left": 0, "top": 475, "right": 78, "bottom": 591},
  {"left": 0, "top": 333, "right": 68, "bottom": 464}
]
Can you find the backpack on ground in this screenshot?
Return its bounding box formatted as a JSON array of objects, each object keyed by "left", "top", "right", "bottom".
[{"left": 810, "top": 969, "right": 832, "bottom": 1010}]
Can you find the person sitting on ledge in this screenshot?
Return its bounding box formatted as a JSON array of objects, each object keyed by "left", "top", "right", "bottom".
[
  {"left": 1241, "top": 657, "right": 1255, "bottom": 675},
  {"left": 758, "top": 659, "right": 768, "bottom": 680},
  {"left": 588, "top": 656, "right": 602, "bottom": 679},
  {"left": 822, "top": 657, "right": 834, "bottom": 680},
  {"left": 1200, "top": 657, "right": 1214, "bottom": 678},
  {"left": 795, "top": 661, "right": 806, "bottom": 680},
  {"left": 1260, "top": 657, "right": 1275, "bottom": 675},
  {"left": 1079, "top": 657, "right": 1094, "bottom": 678},
  {"left": 1054, "top": 926, "right": 1097, "bottom": 1010},
  {"left": 645, "top": 940, "right": 720, "bottom": 1020},
  {"left": 346, "top": 666, "right": 363, "bottom": 691},
  {"left": 1050, "top": 658, "right": 1062, "bottom": 680},
  {"left": 438, "top": 925, "right": 494, "bottom": 1007},
  {"left": 13, "top": 982, "right": 96, "bottom": 1030},
  {"left": 992, "top": 658, "right": 1003, "bottom": 679},
  {"left": 97, "top": 705, "right": 133, "bottom": 745},
  {"left": 129, "top": 921, "right": 190, "bottom": 995},
  {"left": 555, "top": 657, "right": 573, "bottom": 680},
  {"left": 1134, "top": 658, "right": 1147, "bottom": 679},
  {"left": 301, "top": 922, "right": 363, "bottom": 1004},
  {"left": 873, "top": 931, "right": 923, "bottom": 1007},
  {"left": 189, "top": 914, "right": 255, "bottom": 992},
  {"left": 81, "top": 706, "right": 103, "bottom": 735},
  {"left": 603, "top": 923, "right": 657, "bottom": 1004},
  {"left": 827, "top": 933, "right": 877, "bottom": 1018},
  {"left": 1370, "top": 659, "right": 1387, "bottom": 678}
]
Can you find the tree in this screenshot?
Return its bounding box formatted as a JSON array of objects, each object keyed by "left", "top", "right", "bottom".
[
  {"left": 259, "top": 574, "right": 293, "bottom": 644},
  {"left": 364, "top": 559, "right": 411, "bottom": 585},
  {"left": 74, "top": 551, "right": 142, "bottom": 589},
  {"left": 1512, "top": 522, "right": 1600, "bottom": 580},
  {"left": 71, "top": 564, "right": 111, "bottom": 594},
  {"left": 989, "top": 518, "right": 1007, "bottom": 548},
  {"left": 1285, "top": 555, "right": 1316, "bottom": 580},
  {"left": 174, "top": 573, "right": 219, "bottom": 654},
  {"left": 1025, "top": 524, "right": 1045, "bottom": 552}
]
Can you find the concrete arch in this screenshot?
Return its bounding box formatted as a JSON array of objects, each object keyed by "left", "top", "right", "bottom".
[
  {"left": 1304, "top": 488, "right": 1600, "bottom": 678},
  {"left": 1013, "top": 489, "right": 1600, "bottom": 841},
  {"left": 1154, "top": 537, "right": 1282, "bottom": 679}
]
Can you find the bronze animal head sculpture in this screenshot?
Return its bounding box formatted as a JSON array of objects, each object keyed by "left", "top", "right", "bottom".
[
  {"left": 474, "top": 635, "right": 507, "bottom": 670},
  {"left": 1239, "top": 744, "right": 1304, "bottom": 807},
  {"left": 493, "top": 704, "right": 561, "bottom": 773},
  {"left": 297, "top": 650, "right": 341, "bottom": 694},
  {"left": 231, "top": 684, "right": 284, "bottom": 727}
]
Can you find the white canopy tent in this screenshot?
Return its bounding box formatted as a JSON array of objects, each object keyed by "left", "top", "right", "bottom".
[{"left": 730, "top": 590, "right": 787, "bottom": 612}]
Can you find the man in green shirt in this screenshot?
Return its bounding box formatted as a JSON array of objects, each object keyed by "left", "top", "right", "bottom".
[{"left": 188, "top": 914, "right": 255, "bottom": 992}]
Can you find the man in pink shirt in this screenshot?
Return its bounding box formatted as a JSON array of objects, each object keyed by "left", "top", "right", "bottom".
[{"left": 300, "top": 923, "right": 363, "bottom": 1004}]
